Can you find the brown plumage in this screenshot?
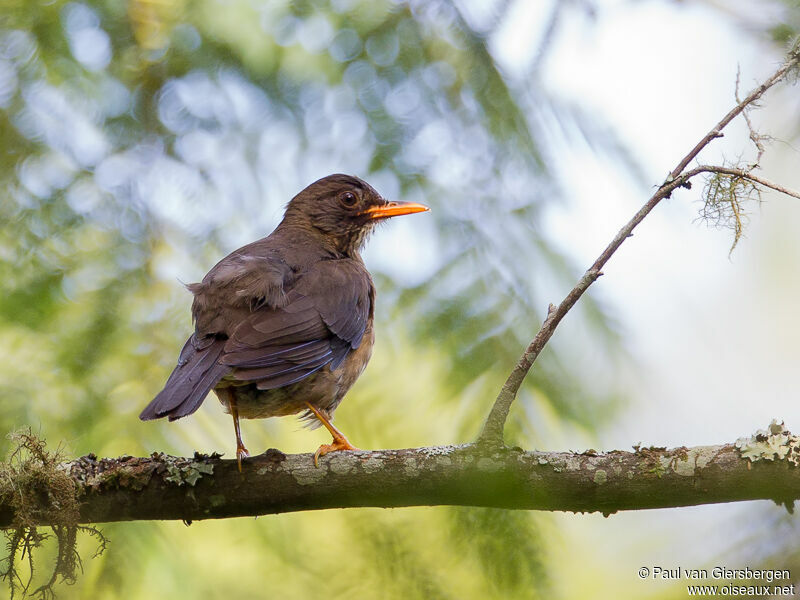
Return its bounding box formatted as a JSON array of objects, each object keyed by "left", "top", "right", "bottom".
[{"left": 139, "top": 174, "right": 429, "bottom": 468}]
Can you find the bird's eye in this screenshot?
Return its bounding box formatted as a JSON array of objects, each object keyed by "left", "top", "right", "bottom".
[{"left": 339, "top": 192, "right": 358, "bottom": 207}]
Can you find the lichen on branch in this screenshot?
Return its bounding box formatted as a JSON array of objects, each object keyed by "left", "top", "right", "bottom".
[{"left": 698, "top": 166, "right": 761, "bottom": 254}]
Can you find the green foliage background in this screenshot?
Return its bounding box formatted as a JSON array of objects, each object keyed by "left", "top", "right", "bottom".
[{"left": 0, "top": 0, "right": 797, "bottom": 597}]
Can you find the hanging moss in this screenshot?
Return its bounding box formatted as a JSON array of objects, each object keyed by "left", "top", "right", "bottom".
[
  {"left": 0, "top": 430, "right": 106, "bottom": 599},
  {"left": 698, "top": 168, "right": 761, "bottom": 255}
]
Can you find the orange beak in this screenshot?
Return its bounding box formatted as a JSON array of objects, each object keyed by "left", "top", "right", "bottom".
[{"left": 363, "top": 200, "right": 430, "bottom": 220}]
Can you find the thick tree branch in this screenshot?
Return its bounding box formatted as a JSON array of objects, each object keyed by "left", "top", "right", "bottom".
[
  {"left": 2, "top": 424, "right": 800, "bottom": 526},
  {"left": 479, "top": 39, "right": 800, "bottom": 446}
]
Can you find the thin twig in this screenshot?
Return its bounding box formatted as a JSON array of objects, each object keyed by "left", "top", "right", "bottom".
[
  {"left": 688, "top": 165, "right": 800, "bottom": 200},
  {"left": 478, "top": 39, "right": 800, "bottom": 446},
  {"left": 669, "top": 39, "right": 799, "bottom": 180},
  {"left": 736, "top": 66, "right": 768, "bottom": 169}
]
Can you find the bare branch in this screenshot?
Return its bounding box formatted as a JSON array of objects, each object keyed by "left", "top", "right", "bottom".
[
  {"left": 736, "top": 66, "right": 769, "bottom": 169},
  {"left": 478, "top": 40, "right": 800, "bottom": 446},
  {"left": 670, "top": 39, "right": 799, "bottom": 180}
]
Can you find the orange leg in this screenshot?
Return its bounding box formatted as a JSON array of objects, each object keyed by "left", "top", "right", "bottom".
[
  {"left": 223, "top": 389, "right": 249, "bottom": 472},
  {"left": 304, "top": 402, "right": 359, "bottom": 467}
]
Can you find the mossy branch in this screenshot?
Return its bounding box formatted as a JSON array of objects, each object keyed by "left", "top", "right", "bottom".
[
  {"left": 3, "top": 423, "right": 800, "bottom": 595},
  {"left": 0, "top": 422, "right": 797, "bottom": 528}
]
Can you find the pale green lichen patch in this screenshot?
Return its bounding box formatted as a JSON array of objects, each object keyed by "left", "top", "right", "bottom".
[
  {"left": 362, "top": 456, "right": 384, "bottom": 474},
  {"left": 671, "top": 456, "right": 695, "bottom": 477},
  {"left": 565, "top": 456, "right": 584, "bottom": 471},
  {"left": 545, "top": 455, "right": 569, "bottom": 472},
  {"left": 671, "top": 446, "right": 718, "bottom": 477},
  {"left": 736, "top": 420, "right": 800, "bottom": 466},
  {"left": 418, "top": 445, "right": 458, "bottom": 457},
  {"left": 164, "top": 459, "right": 214, "bottom": 486},
  {"left": 593, "top": 469, "right": 608, "bottom": 485},
  {"left": 404, "top": 458, "right": 420, "bottom": 477},
  {"left": 292, "top": 465, "right": 327, "bottom": 486},
  {"left": 329, "top": 458, "right": 354, "bottom": 475},
  {"left": 695, "top": 447, "right": 714, "bottom": 469}
]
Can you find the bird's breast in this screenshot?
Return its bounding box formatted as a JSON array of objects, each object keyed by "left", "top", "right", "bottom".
[{"left": 338, "top": 322, "right": 374, "bottom": 392}]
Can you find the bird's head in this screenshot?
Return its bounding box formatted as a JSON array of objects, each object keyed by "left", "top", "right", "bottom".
[{"left": 282, "top": 174, "right": 429, "bottom": 257}]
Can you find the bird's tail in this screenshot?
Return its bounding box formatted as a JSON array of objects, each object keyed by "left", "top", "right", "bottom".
[{"left": 140, "top": 335, "right": 229, "bottom": 421}]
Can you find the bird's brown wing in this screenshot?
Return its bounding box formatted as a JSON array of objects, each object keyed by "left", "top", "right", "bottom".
[
  {"left": 140, "top": 259, "right": 372, "bottom": 422},
  {"left": 221, "top": 259, "right": 373, "bottom": 390}
]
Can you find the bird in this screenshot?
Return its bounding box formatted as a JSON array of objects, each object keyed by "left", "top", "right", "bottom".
[{"left": 139, "top": 174, "right": 429, "bottom": 470}]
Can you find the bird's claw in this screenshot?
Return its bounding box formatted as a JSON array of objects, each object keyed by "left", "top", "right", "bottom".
[
  {"left": 313, "top": 438, "right": 359, "bottom": 468},
  {"left": 236, "top": 446, "right": 250, "bottom": 472}
]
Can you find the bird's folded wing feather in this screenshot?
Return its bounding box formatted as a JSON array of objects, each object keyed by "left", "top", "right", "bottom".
[
  {"left": 221, "top": 259, "right": 372, "bottom": 390},
  {"left": 139, "top": 334, "right": 229, "bottom": 421}
]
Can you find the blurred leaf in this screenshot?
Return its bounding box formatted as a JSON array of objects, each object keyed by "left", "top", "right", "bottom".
[{"left": 449, "top": 507, "right": 549, "bottom": 597}]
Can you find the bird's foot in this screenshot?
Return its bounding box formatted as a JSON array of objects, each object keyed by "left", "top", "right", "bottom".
[
  {"left": 313, "top": 436, "right": 359, "bottom": 468},
  {"left": 236, "top": 445, "right": 250, "bottom": 472},
  {"left": 303, "top": 401, "right": 360, "bottom": 467}
]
